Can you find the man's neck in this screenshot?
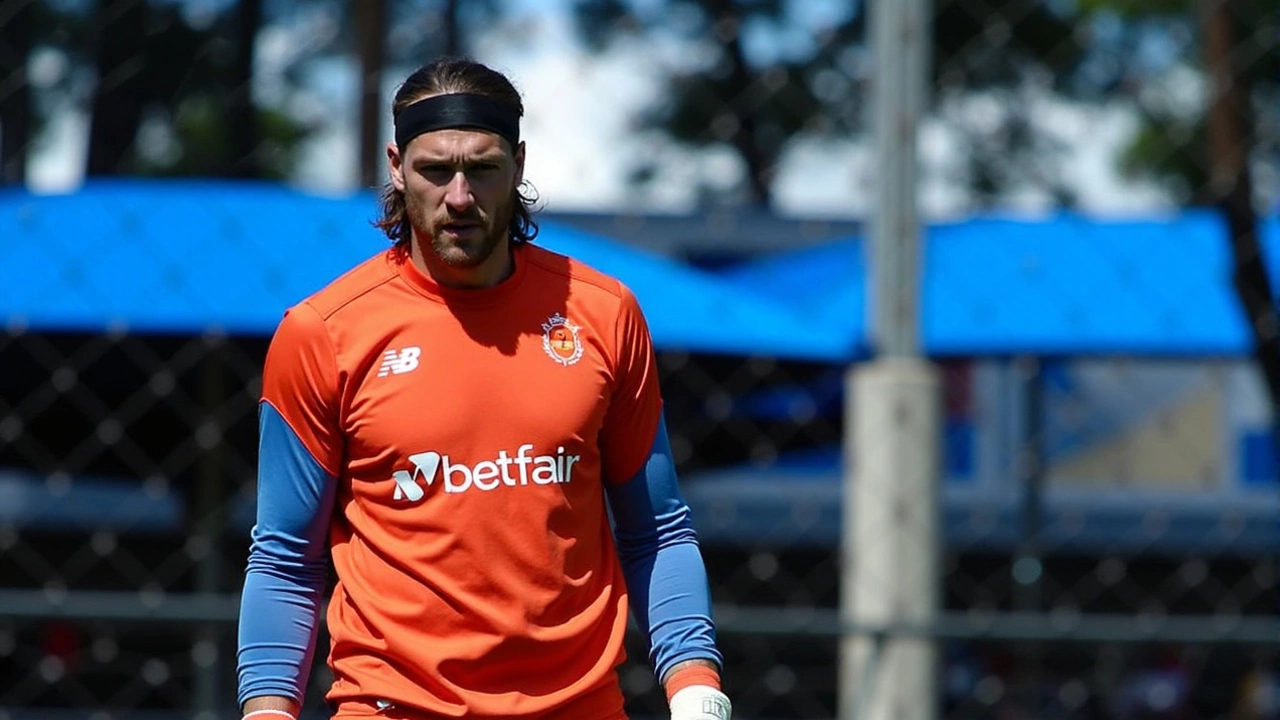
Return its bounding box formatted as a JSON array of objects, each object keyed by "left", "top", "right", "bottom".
[{"left": 411, "top": 238, "right": 514, "bottom": 290}]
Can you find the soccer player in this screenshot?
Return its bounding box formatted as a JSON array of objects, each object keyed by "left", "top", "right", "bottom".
[{"left": 235, "top": 57, "right": 732, "bottom": 720}]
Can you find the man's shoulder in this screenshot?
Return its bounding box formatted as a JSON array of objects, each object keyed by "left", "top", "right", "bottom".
[
  {"left": 522, "top": 243, "right": 630, "bottom": 303},
  {"left": 298, "top": 249, "right": 400, "bottom": 321}
]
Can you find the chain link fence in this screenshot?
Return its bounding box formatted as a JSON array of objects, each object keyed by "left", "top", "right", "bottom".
[{"left": 4, "top": 1, "right": 1280, "bottom": 719}]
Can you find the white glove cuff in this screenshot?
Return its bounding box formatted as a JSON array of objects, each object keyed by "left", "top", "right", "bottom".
[{"left": 669, "top": 684, "right": 732, "bottom": 720}]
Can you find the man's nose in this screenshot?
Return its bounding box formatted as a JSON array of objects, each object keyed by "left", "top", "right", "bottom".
[{"left": 444, "top": 172, "right": 474, "bottom": 208}]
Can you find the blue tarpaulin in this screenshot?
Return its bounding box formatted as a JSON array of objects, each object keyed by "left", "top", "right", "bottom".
[
  {"left": 0, "top": 180, "right": 849, "bottom": 360},
  {"left": 717, "top": 210, "right": 1280, "bottom": 357},
  {"left": 7, "top": 181, "right": 1274, "bottom": 360}
]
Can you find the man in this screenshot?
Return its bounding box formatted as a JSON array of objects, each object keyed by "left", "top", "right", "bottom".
[{"left": 235, "top": 56, "right": 732, "bottom": 720}]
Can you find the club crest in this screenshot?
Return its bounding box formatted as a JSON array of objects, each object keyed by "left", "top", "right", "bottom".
[{"left": 541, "top": 313, "right": 583, "bottom": 366}]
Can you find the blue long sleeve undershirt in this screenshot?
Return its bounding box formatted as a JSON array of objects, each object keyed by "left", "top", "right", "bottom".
[
  {"left": 236, "top": 402, "right": 335, "bottom": 708},
  {"left": 605, "top": 417, "right": 722, "bottom": 682}
]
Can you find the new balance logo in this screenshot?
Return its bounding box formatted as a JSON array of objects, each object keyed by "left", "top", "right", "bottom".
[
  {"left": 391, "top": 444, "right": 582, "bottom": 501},
  {"left": 378, "top": 346, "right": 421, "bottom": 377}
]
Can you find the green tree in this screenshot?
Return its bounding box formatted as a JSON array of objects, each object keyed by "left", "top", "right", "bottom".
[
  {"left": 357, "top": 0, "right": 389, "bottom": 188},
  {"left": 573, "top": 0, "right": 829, "bottom": 207},
  {"left": 384, "top": 0, "right": 506, "bottom": 61},
  {"left": 1078, "top": 1, "right": 1280, "bottom": 482},
  {"left": 1, "top": 0, "right": 92, "bottom": 185},
  {"left": 571, "top": 0, "right": 1089, "bottom": 208},
  {"left": 85, "top": 0, "right": 311, "bottom": 180},
  {"left": 0, "top": 0, "right": 35, "bottom": 184},
  {"left": 354, "top": 0, "right": 507, "bottom": 188},
  {"left": 1078, "top": 0, "right": 1278, "bottom": 205}
]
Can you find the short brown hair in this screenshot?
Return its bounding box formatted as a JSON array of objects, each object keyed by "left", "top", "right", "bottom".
[{"left": 374, "top": 57, "right": 539, "bottom": 249}]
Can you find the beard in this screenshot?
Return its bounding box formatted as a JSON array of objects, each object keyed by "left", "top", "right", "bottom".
[{"left": 405, "top": 190, "right": 515, "bottom": 269}]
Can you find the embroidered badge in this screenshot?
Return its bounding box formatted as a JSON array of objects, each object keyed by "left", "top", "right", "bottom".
[{"left": 541, "top": 313, "right": 583, "bottom": 366}]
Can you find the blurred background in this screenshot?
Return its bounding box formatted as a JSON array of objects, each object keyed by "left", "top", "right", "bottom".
[{"left": 2, "top": 1, "right": 1280, "bottom": 719}]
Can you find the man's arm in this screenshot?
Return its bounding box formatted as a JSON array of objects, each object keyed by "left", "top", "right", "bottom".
[
  {"left": 236, "top": 401, "right": 337, "bottom": 713},
  {"left": 236, "top": 306, "right": 343, "bottom": 716},
  {"left": 605, "top": 417, "right": 731, "bottom": 719},
  {"left": 663, "top": 660, "right": 732, "bottom": 720},
  {"left": 663, "top": 657, "right": 724, "bottom": 701},
  {"left": 663, "top": 658, "right": 721, "bottom": 686},
  {"left": 601, "top": 287, "right": 731, "bottom": 718},
  {"left": 240, "top": 695, "right": 300, "bottom": 718}
]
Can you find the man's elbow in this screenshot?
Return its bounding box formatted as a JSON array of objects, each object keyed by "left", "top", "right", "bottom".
[{"left": 614, "top": 524, "right": 699, "bottom": 566}]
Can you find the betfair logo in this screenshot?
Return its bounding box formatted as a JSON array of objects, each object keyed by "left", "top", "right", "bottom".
[
  {"left": 391, "top": 444, "right": 582, "bottom": 501},
  {"left": 378, "top": 346, "right": 421, "bottom": 377}
]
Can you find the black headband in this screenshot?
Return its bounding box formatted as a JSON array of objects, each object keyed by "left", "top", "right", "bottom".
[{"left": 394, "top": 93, "right": 521, "bottom": 150}]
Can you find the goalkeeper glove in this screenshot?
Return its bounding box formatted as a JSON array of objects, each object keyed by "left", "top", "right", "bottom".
[{"left": 668, "top": 684, "right": 732, "bottom": 720}]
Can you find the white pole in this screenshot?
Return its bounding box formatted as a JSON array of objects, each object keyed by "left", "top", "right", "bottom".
[{"left": 839, "top": 0, "right": 941, "bottom": 718}]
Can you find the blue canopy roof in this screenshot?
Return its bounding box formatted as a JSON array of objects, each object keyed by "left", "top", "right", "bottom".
[
  {"left": 0, "top": 180, "right": 848, "bottom": 360},
  {"left": 716, "top": 210, "right": 1280, "bottom": 357},
  {"left": 7, "top": 180, "right": 1277, "bottom": 360}
]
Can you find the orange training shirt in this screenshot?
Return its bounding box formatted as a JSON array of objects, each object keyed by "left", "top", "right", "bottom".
[{"left": 258, "top": 242, "right": 663, "bottom": 719}]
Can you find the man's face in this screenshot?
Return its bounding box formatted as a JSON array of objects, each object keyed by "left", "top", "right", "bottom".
[{"left": 390, "top": 128, "right": 524, "bottom": 270}]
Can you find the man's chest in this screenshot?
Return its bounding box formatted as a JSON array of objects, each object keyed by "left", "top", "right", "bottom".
[{"left": 338, "top": 309, "right": 613, "bottom": 479}]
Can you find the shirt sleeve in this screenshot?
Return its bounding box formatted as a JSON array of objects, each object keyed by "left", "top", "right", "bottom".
[
  {"left": 600, "top": 286, "right": 722, "bottom": 681},
  {"left": 236, "top": 303, "right": 343, "bottom": 708},
  {"left": 599, "top": 286, "right": 663, "bottom": 485},
  {"left": 605, "top": 417, "right": 723, "bottom": 682}
]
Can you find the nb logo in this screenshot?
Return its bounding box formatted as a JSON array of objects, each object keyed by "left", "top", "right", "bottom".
[{"left": 378, "top": 346, "right": 421, "bottom": 377}]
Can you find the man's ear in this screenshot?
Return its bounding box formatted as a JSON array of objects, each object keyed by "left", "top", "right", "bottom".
[
  {"left": 387, "top": 142, "right": 405, "bottom": 192},
  {"left": 513, "top": 141, "right": 526, "bottom": 188}
]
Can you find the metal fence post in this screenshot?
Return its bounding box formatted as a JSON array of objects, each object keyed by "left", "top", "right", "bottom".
[{"left": 840, "top": 0, "right": 940, "bottom": 718}]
